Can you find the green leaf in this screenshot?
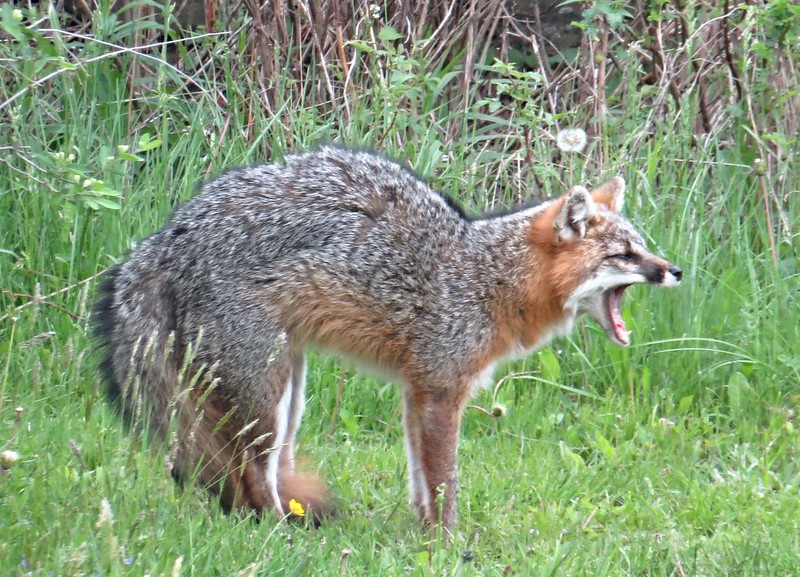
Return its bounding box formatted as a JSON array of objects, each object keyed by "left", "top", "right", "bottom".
[
  {"left": 346, "top": 39, "right": 379, "bottom": 54},
  {"left": 1, "top": 5, "right": 27, "bottom": 43},
  {"left": 677, "top": 395, "right": 694, "bottom": 415},
  {"left": 539, "top": 348, "right": 561, "bottom": 383},
  {"left": 58, "top": 56, "right": 77, "bottom": 71},
  {"left": 91, "top": 197, "right": 121, "bottom": 210},
  {"left": 88, "top": 185, "right": 122, "bottom": 197},
  {"left": 415, "top": 550, "right": 429, "bottom": 566},
  {"left": 728, "top": 372, "right": 750, "bottom": 417},
  {"left": 595, "top": 431, "right": 616, "bottom": 462},
  {"left": 559, "top": 441, "right": 586, "bottom": 471},
  {"left": 378, "top": 25, "right": 403, "bottom": 42},
  {"left": 339, "top": 408, "right": 360, "bottom": 438},
  {"left": 118, "top": 152, "right": 145, "bottom": 162},
  {"left": 137, "top": 133, "right": 163, "bottom": 152}
]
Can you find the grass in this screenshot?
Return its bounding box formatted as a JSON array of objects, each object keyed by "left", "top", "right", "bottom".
[{"left": 1, "top": 3, "right": 799, "bottom": 576}]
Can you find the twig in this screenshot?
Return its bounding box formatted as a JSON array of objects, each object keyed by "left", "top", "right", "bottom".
[
  {"left": 335, "top": 24, "right": 353, "bottom": 121},
  {"left": 1, "top": 291, "right": 81, "bottom": 322},
  {"left": 0, "top": 271, "right": 105, "bottom": 323},
  {"left": 673, "top": 542, "right": 687, "bottom": 577},
  {"left": 722, "top": 0, "right": 743, "bottom": 102},
  {"left": 296, "top": 0, "right": 337, "bottom": 109},
  {"left": 1, "top": 30, "right": 224, "bottom": 112}
]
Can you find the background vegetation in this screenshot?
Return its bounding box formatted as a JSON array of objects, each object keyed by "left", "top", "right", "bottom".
[{"left": 1, "top": 0, "right": 798, "bottom": 574}]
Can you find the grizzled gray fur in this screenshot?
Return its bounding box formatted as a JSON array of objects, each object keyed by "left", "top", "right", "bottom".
[{"left": 93, "top": 145, "right": 681, "bottom": 531}]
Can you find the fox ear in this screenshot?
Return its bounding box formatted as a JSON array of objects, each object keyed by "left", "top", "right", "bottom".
[
  {"left": 591, "top": 176, "right": 625, "bottom": 213},
  {"left": 554, "top": 186, "right": 595, "bottom": 242}
]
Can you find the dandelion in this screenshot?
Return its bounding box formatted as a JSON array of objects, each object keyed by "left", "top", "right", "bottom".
[
  {"left": 491, "top": 403, "right": 507, "bottom": 418},
  {"left": 555, "top": 128, "right": 588, "bottom": 183},
  {"left": 288, "top": 498, "right": 305, "bottom": 517},
  {"left": 339, "top": 548, "right": 351, "bottom": 575},
  {"left": 556, "top": 128, "right": 588, "bottom": 154},
  {"left": 1, "top": 450, "right": 20, "bottom": 468}
]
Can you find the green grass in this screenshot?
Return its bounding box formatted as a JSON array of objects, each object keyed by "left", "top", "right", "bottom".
[{"left": 1, "top": 4, "right": 799, "bottom": 576}]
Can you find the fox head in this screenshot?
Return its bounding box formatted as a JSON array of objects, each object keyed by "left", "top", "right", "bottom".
[{"left": 530, "top": 177, "right": 682, "bottom": 346}]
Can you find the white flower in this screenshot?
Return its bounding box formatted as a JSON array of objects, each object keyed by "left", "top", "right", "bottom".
[
  {"left": 491, "top": 403, "right": 507, "bottom": 418},
  {"left": 1, "top": 450, "right": 20, "bottom": 467},
  {"left": 369, "top": 3, "right": 381, "bottom": 20},
  {"left": 556, "top": 128, "right": 588, "bottom": 153}
]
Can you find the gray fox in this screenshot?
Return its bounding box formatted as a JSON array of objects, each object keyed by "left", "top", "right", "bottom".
[{"left": 93, "top": 146, "right": 681, "bottom": 532}]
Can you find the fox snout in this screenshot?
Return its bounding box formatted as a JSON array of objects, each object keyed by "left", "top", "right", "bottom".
[{"left": 644, "top": 259, "right": 682, "bottom": 287}]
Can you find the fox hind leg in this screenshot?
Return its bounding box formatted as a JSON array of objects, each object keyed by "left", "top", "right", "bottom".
[
  {"left": 263, "top": 370, "right": 293, "bottom": 515},
  {"left": 173, "top": 393, "right": 274, "bottom": 513},
  {"left": 275, "top": 352, "right": 333, "bottom": 521},
  {"left": 280, "top": 352, "right": 307, "bottom": 476}
]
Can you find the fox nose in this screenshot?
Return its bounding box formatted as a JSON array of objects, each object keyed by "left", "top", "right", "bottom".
[{"left": 669, "top": 265, "right": 682, "bottom": 281}]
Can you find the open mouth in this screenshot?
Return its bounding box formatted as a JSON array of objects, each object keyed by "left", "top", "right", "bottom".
[{"left": 605, "top": 285, "right": 631, "bottom": 345}]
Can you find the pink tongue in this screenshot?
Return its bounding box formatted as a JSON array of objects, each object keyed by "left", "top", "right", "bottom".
[{"left": 608, "top": 287, "right": 629, "bottom": 344}]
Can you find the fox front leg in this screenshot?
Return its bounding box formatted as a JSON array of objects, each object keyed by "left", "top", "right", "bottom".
[{"left": 403, "top": 387, "right": 466, "bottom": 533}]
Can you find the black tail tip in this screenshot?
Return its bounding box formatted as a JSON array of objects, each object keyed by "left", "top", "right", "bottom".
[{"left": 91, "top": 265, "right": 124, "bottom": 404}]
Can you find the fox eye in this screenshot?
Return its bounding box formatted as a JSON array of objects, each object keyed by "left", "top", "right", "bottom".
[{"left": 609, "top": 253, "right": 636, "bottom": 262}]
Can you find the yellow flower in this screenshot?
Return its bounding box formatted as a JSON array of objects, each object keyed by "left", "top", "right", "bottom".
[{"left": 288, "top": 498, "right": 305, "bottom": 517}]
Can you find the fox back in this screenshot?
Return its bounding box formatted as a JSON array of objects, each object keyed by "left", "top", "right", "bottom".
[{"left": 93, "top": 146, "right": 681, "bottom": 529}]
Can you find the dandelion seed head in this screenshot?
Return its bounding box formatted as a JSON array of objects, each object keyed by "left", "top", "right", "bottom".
[
  {"left": 1, "top": 450, "right": 20, "bottom": 468},
  {"left": 556, "top": 128, "right": 588, "bottom": 154},
  {"left": 491, "top": 403, "right": 507, "bottom": 418}
]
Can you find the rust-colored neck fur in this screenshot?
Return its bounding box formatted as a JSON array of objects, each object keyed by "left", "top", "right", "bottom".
[{"left": 468, "top": 203, "right": 577, "bottom": 373}]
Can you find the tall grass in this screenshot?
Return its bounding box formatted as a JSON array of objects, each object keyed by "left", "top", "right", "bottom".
[{"left": 1, "top": 2, "right": 798, "bottom": 575}]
